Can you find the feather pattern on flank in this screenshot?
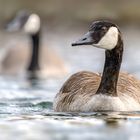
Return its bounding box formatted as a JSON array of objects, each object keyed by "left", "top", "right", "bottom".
[{"left": 54, "top": 72, "right": 140, "bottom": 112}]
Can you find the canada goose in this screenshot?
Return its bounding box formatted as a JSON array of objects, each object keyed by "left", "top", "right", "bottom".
[
  {"left": 3, "top": 10, "right": 67, "bottom": 78},
  {"left": 53, "top": 20, "right": 140, "bottom": 112}
]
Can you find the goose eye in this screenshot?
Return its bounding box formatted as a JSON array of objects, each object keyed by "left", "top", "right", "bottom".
[
  {"left": 94, "top": 26, "right": 101, "bottom": 31},
  {"left": 102, "top": 27, "right": 107, "bottom": 30}
]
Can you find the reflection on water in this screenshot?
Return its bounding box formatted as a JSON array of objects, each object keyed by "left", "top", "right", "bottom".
[
  {"left": 0, "top": 27, "right": 140, "bottom": 140},
  {"left": 1, "top": 111, "right": 140, "bottom": 140}
]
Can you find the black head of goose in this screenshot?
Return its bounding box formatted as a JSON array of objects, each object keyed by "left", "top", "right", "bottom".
[{"left": 53, "top": 20, "right": 140, "bottom": 112}]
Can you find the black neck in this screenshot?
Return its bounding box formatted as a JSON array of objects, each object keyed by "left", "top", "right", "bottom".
[
  {"left": 96, "top": 34, "right": 123, "bottom": 96},
  {"left": 27, "top": 30, "right": 40, "bottom": 72}
]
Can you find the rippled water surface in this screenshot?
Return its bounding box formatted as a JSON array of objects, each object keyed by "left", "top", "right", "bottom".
[{"left": 0, "top": 27, "right": 140, "bottom": 140}]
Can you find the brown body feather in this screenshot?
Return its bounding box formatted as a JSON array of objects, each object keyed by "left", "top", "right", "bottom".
[
  {"left": 54, "top": 71, "right": 140, "bottom": 112},
  {"left": 0, "top": 44, "right": 67, "bottom": 77}
]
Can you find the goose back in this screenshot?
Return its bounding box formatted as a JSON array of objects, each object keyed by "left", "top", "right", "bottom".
[{"left": 54, "top": 71, "right": 140, "bottom": 112}]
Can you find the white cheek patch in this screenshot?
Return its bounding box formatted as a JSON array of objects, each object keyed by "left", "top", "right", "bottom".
[
  {"left": 24, "top": 14, "right": 40, "bottom": 34},
  {"left": 95, "top": 27, "right": 118, "bottom": 50}
]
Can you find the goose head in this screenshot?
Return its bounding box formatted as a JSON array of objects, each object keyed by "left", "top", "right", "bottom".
[
  {"left": 72, "top": 21, "right": 120, "bottom": 50},
  {"left": 6, "top": 10, "right": 41, "bottom": 35}
]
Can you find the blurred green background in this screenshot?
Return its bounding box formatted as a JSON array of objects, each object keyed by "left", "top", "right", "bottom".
[{"left": 1, "top": 0, "right": 140, "bottom": 25}]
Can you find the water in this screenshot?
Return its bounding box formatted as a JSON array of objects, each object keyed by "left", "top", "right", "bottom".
[{"left": 0, "top": 26, "right": 140, "bottom": 140}]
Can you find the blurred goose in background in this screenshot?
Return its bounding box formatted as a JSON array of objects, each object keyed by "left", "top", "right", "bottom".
[
  {"left": 54, "top": 20, "right": 140, "bottom": 112},
  {"left": 3, "top": 10, "right": 67, "bottom": 78}
]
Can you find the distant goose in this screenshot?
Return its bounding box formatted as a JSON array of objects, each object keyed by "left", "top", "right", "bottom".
[
  {"left": 3, "top": 10, "right": 67, "bottom": 78},
  {"left": 54, "top": 20, "right": 140, "bottom": 112}
]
